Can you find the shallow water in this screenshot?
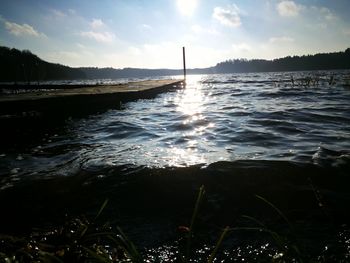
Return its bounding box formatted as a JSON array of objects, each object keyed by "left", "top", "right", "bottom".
[{"left": 0, "top": 71, "right": 350, "bottom": 259}]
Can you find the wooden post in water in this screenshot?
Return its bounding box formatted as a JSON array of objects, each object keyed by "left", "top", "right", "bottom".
[{"left": 182, "top": 46, "right": 186, "bottom": 81}]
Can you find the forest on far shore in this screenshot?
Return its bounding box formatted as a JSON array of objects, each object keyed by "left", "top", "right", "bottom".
[
  {"left": 215, "top": 48, "right": 350, "bottom": 73},
  {"left": 0, "top": 46, "right": 350, "bottom": 82},
  {"left": 0, "top": 46, "right": 86, "bottom": 82}
]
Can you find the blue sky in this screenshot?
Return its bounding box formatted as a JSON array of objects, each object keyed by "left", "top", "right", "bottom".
[{"left": 0, "top": 0, "right": 349, "bottom": 69}]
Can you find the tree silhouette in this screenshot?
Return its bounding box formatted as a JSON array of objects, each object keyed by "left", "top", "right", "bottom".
[
  {"left": 214, "top": 49, "right": 350, "bottom": 73},
  {"left": 1, "top": 46, "right": 350, "bottom": 82},
  {"left": 0, "top": 46, "right": 86, "bottom": 82}
]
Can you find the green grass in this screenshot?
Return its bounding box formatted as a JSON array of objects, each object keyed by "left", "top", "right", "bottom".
[
  {"left": 0, "top": 198, "right": 140, "bottom": 262},
  {"left": 0, "top": 187, "right": 349, "bottom": 262}
]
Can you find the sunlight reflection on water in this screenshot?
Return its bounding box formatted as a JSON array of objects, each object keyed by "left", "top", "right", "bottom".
[
  {"left": 167, "top": 75, "right": 217, "bottom": 166},
  {"left": 176, "top": 76, "right": 207, "bottom": 116},
  {"left": 1, "top": 71, "right": 350, "bottom": 178}
]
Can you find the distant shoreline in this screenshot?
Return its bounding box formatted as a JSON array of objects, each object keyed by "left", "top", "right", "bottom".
[
  {"left": 0, "top": 68, "right": 349, "bottom": 87},
  {"left": 1, "top": 46, "right": 350, "bottom": 82}
]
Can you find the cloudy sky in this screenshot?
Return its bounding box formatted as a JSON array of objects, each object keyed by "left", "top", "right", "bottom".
[{"left": 0, "top": 0, "right": 349, "bottom": 69}]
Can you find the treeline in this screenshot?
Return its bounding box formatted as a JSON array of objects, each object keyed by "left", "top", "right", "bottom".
[
  {"left": 80, "top": 67, "right": 183, "bottom": 79},
  {"left": 1, "top": 46, "right": 350, "bottom": 83},
  {"left": 0, "top": 46, "right": 86, "bottom": 82},
  {"left": 214, "top": 48, "right": 350, "bottom": 73},
  {"left": 80, "top": 67, "right": 212, "bottom": 79}
]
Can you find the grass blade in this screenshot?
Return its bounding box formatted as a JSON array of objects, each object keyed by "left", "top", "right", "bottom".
[
  {"left": 112, "top": 227, "right": 142, "bottom": 263},
  {"left": 185, "top": 185, "right": 206, "bottom": 261},
  {"left": 241, "top": 215, "right": 266, "bottom": 228},
  {"left": 207, "top": 226, "right": 229, "bottom": 263},
  {"left": 255, "top": 195, "right": 293, "bottom": 231},
  {"left": 95, "top": 198, "right": 109, "bottom": 221},
  {"left": 83, "top": 247, "right": 111, "bottom": 263},
  {"left": 189, "top": 185, "right": 206, "bottom": 231}
]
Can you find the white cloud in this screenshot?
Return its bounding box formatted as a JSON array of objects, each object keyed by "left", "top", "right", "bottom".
[
  {"left": 91, "top": 18, "right": 104, "bottom": 29},
  {"left": 50, "top": 9, "right": 77, "bottom": 18},
  {"left": 140, "top": 24, "right": 152, "bottom": 30},
  {"left": 277, "top": 1, "right": 302, "bottom": 17},
  {"left": 43, "top": 51, "right": 81, "bottom": 64},
  {"left": 311, "top": 6, "right": 337, "bottom": 21},
  {"left": 80, "top": 18, "right": 115, "bottom": 44},
  {"left": 232, "top": 43, "right": 251, "bottom": 52},
  {"left": 269, "top": 36, "right": 295, "bottom": 43},
  {"left": 128, "top": 46, "right": 142, "bottom": 56},
  {"left": 51, "top": 9, "right": 67, "bottom": 18},
  {"left": 321, "top": 8, "right": 337, "bottom": 21},
  {"left": 68, "top": 9, "right": 76, "bottom": 15},
  {"left": 191, "top": 25, "right": 203, "bottom": 34},
  {"left": 191, "top": 24, "right": 219, "bottom": 35},
  {"left": 76, "top": 43, "right": 87, "bottom": 49},
  {"left": 56, "top": 51, "right": 80, "bottom": 59},
  {"left": 4, "top": 21, "right": 45, "bottom": 37},
  {"left": 177, "top": 0, "right": 198, "bottom": 16},
  {"left": 102, "top": 42, "right": 185, "bottom": 69},
  {"left": 213, "top": 5, "right": 241, "bottom": 28},
  {"left": 80, "top": 31, "right": 115, "bottom": 43}
]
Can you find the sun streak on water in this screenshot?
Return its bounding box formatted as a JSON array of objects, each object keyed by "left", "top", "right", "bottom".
[
  {"left": 176, "top": 76, "right": 206, "bottom": 116},
  {"left": 166, "top": 76, "right": 216, "bottom": 166}
]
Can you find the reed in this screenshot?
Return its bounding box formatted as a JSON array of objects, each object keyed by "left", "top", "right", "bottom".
[
  {"left": 207, "top": 226, "right": 230, "bottom": 263},
  {"left": 0, "top": 198, "right": 140, "bottom": 262},
  {"left": 229, "top": 195, "right": 304, "bottom": 262},
  {"left": 0, "top": 186, "right": 348, "bottom": 262},
  {"left": 182, "top": 185, "right": 206, "bottom": 262}
]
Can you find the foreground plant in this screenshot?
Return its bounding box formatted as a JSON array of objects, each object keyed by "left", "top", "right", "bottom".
[
  {"left": 1, "top": 186, "right": 348, "bottom": 262},
  {"left": 0, "top": 198, "right": 141, "bottom": 262}
]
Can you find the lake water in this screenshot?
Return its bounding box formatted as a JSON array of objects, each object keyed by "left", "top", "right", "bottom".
[
  {"left": 1, "top": 71, "right": 350, "bottom": 177},
  {"left": 0, "top": 71, "right": 350, "bottom": 260}
]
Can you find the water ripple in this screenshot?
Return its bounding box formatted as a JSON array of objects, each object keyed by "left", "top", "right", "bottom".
[{"left": 1, "top": 71, "right": 350, "bottom": 174}]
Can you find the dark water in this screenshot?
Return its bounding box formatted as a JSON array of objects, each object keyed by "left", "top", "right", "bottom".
[{"left": 0, "top": 71, "right": 350, "bottom": 260}]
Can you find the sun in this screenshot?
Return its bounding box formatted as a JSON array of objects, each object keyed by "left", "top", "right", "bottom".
[{"left": 177, "top": 0, "right": 198, "bottom": 16}]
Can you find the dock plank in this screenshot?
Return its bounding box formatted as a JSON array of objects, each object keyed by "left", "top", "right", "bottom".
[
  {"left": 0, "top": 79, "right": 184, "bottom": 117},
  {"left": 0, "top": 79, "right": 183, "bottom": 102}
]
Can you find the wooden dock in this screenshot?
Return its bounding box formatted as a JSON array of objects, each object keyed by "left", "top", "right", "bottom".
[{"left": 0, "top": 79, "right": 184, "bottom": 117}]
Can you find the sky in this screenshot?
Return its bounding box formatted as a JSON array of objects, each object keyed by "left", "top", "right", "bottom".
[{"left": 0, "top": 0, "right": 349, "bottom": 69}]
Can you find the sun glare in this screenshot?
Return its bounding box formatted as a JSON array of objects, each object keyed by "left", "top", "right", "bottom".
[{"left": 177, "top": 0, "right": 198, "bottom": 16}]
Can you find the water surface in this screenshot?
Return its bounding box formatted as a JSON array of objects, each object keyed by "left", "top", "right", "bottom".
[{"left": 1, "top": 71, "right": 349, "bottom": 182}]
